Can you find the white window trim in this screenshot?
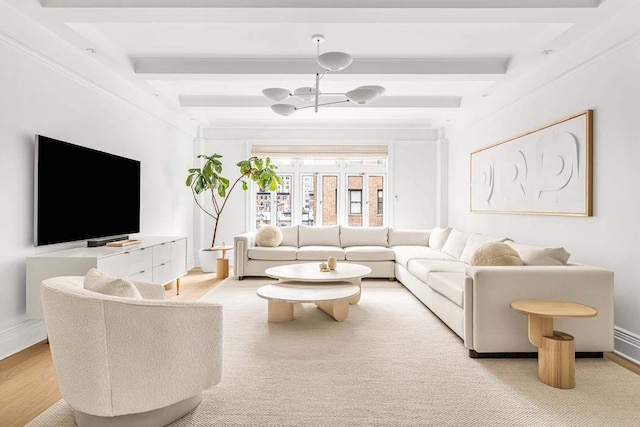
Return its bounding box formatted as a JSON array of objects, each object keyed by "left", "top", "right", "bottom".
[{"left": 245, "top": 141, "right": 392, "bottom": 231}]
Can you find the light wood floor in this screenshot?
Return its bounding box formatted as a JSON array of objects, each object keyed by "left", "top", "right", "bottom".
[
  {"left": 1, "top": 270, "right": 638, "bottom": 426},
  {"left": 0, "top": 268, "right": 226, "bottom": 427}
]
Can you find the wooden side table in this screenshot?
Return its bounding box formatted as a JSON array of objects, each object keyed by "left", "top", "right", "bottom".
[
  {"left": 209, "top": 245, "right": 233, "bottom": 279},
  {"left": 510, "top": 300, "right": 597, "bottom": 389}
]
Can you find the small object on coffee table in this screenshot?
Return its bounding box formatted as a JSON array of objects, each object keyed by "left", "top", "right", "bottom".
[
  {"left": 319, "top": 262, "right": 330, "bottom": 272},
  {"left": 510, "top": 299, "right": 598, "bottom": 389},
  {"left": 327, "top": 256, "right": 337, "bottom": 270}
]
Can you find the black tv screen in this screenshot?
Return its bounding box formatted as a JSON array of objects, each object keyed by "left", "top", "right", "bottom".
[{"left": 35, "top": 135, "right": 141, "bottom": 246}]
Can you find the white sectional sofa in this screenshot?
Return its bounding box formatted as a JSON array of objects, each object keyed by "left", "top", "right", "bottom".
[{"left": 234, "top": 225, "right": 614, "bottom": 357}]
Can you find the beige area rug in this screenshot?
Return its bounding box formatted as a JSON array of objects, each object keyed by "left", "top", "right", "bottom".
[{"left": 29, "top": 278, "right": 640, "bottom": 426}]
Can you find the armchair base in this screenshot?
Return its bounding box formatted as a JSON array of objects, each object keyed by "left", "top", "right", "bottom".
[{"left": 74, "top": 394, "right": 202, "bottom": 427}]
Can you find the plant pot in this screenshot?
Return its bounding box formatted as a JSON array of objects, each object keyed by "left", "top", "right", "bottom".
[{"left": 199, "top": 249, "right": 221, "bottom": 273}]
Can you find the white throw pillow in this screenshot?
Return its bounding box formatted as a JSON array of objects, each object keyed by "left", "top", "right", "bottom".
[
  {"left": 298, "top": 225, "right": 340, "bottom": 247},
  {"left": 84, "top": 268, "right": 142, "bottom": 299},
  {"left": 441, "top": 228, "right": 473, "bottom": 260},
  {"left": 460, "top": 234, "right": 512, "bottom": 264},
  {"left": 340, "top": 226, "right": 388, "bottom": 247},
  {"left": 279, "top": 225, "right": 298, "bottom": 247},
  {"left": 428, "top": 226, "right": 452, "bottom": 250},
  {"left": 388, "top": 229, "right": 430, "bottom": 247},
  {"left": 256, "top": 225, "right": 283, "bottom": 247},
  {"left": 508, "top": 243, "right": 571, "bottom": 265}
]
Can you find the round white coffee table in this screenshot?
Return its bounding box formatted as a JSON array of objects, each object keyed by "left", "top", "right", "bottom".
[
  {"left": 265, "top": 262, "right": 371, "bottom": 304},
  {"left": 257, "top": 281, "right": 360, "bottom": 323}
]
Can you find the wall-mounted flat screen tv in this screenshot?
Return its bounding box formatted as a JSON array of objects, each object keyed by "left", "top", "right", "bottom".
[{"left": 34, "top": 135, "right": 141, "bottom": 246}]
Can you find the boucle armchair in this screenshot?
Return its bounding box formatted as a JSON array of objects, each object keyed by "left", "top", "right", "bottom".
[{"left": 41, "top": 276, "right": 223, "bottom": 427}]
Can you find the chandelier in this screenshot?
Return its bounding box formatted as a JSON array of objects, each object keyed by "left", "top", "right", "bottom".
[{"left": 262, "top": 35, "right": 386, "bottom": 116}]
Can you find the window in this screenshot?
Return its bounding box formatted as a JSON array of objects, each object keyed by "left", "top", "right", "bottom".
[
  {"left": 254, "top": 174, "right": 293, "bottom": 228},
  {"left": 301, "top": 175, "right": 316, "bottom": 226},
  {"left": 249, "top": 146, "right": 388, "bottom": 229},
  {"left": 276, "top": 175, "right": 292, "bottom": 226},
  {"left": 321, "top": 175, "right": 339, "bottom": 225},
  {"left": 255, "top": 192, "right": 271, "bottom": 229},
  {"left": 349, "top": 190, "right": 362, "bottom": 215}
]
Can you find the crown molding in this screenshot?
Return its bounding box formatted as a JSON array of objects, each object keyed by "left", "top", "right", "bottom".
[
  {"left": 0, "top": 30, "right": 197, "bottom": 139},
  {"left": 42, "top": 0, "right": 599, "bottom": 8}
]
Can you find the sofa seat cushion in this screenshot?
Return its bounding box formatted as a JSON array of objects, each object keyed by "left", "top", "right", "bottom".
[
  {"left": 407, "top": 259, "right": 468, "bottom": 280},
  {"left": 425, "top": 272, "right": 466, "bottom": 308},
  {"left": 296, "top": 246, "right": 346, "bottom": 261},
  {"left": 248, "top": 246, "right": 297, "bottom": 261},
  {"left": 344, "top": 246, "right": 395, "bottom": 261},
  {"left": 392, "top": 246, "right": 456, "bottom": 269}
]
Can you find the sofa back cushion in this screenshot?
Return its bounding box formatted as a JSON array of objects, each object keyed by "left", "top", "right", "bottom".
[
  {"left": 298, "top": 225, "right": 340, "bottom": 247},
  {"left": 441, "top": 228, "right": 473, "bottom": 260},
  {"left": 428, "top": 226, "right": 452, "bottom": 250},
  {"left": 388, "top": 229, "right": 430, "bottom": 247},
  {"left": 340, "top": 226, "right": 388, "bottom": 247},
  {"left": 279, "top": 225, "right": 299, "bottom": 247},
  {"left": 459, "top": 233, "right": 512, "bottom": 264},
  {"left": 508, "top": 243, "right": 571, "bottom": 265}
]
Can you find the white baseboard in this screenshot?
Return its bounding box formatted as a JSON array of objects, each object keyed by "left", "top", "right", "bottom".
[
  {"left": 614, "top": 326, "right": 640, "bottom": 365},
  {"left": 0, "top": 319, "right": 47, "bottom": 360}
]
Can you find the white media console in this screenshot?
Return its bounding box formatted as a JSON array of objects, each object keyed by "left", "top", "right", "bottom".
[{"left": 26, "top": 236, "right": 187, "bottom": 320}]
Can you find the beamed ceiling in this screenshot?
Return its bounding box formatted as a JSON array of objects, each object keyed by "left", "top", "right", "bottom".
[{"left": 2, "top": 0, "right": 631, "bottom": 128}]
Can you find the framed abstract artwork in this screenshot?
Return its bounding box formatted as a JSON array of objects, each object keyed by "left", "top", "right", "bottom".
[{"left": 470, "top": 110, "right": 593, "bottom": 216}]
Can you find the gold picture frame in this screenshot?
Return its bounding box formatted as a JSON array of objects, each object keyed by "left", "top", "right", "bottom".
[{"left": 470, "top": 110, "right": 593, "bottom": 216}]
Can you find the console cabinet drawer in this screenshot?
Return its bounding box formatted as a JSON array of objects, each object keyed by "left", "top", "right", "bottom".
[
  {"left": 170, "top": 239, "right": 187, "bottom": 279},
  {"left": 153, "top": 243, "right": 171, "bottom": 266},
  {"left": 129, "top": 269, "right": 153, "bottom": 283},
  {"left": 152, "top": 262, "right": 172, "bottom": 284},
  {"left": 97, "top": 253, "right": 129, "bottom": 278},
  {"left": 128, "top": 248, "right": 153, "bottom": 277}
]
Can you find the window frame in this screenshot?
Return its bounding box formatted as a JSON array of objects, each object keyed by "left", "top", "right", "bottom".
[
  {"left": 349, "top": 189, "right": 363, "bottom": 215},
  {"left": 249, "top": 158, "right": 387, "bottom": 229}
]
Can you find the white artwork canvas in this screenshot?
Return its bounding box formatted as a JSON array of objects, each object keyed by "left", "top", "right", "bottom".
[{"left": 470, "top": 110, "right": 592, "bottom": 216}]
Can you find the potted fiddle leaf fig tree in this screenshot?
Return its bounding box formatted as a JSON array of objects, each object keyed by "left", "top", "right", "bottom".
[{"left": 186, "top": 154, "right": 281, "bottom": 271}]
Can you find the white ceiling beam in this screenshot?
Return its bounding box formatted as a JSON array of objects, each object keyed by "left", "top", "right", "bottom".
[
  {"left": 135, "top": 58, "right": 508, "bottom": 76},
  {"left": 180, "top": 95, "right": 461, "bottom": 108},
  {"left": 41, "top": 0, "right": 600, "bottom": 8},
  {"left": 38, "top": 8, "right": 596, "bottom": 24}
]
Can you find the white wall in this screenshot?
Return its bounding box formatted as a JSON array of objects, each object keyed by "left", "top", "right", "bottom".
[
  {"left": 392, "top": 142, "right": 439, "bottom": 229},
  {"left": 447, "top": 8, "right": 640, "bottom": 361},
  {"left": 0, "top": 4, "right": 195, "bottom": 358},
  {"left": 194, "top": 128, "right": 442, "bottom": 261}
]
